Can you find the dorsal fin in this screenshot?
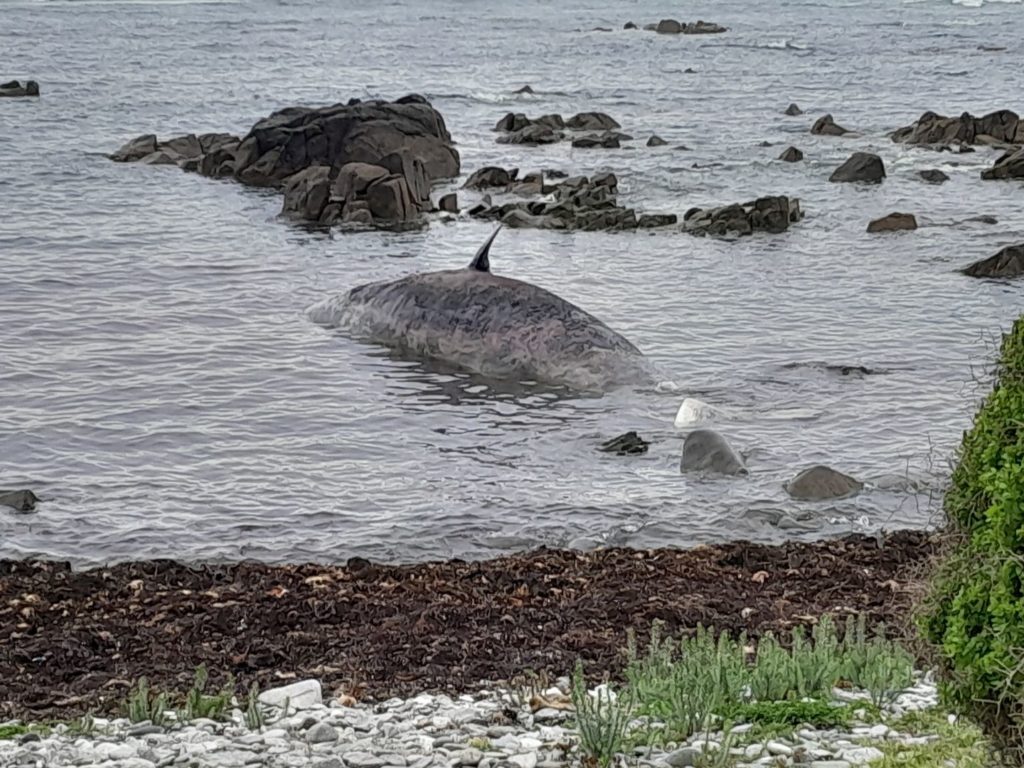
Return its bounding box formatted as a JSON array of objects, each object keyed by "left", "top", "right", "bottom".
[{"left": 468, "top": 225, "right": 502, "bottom": 272}]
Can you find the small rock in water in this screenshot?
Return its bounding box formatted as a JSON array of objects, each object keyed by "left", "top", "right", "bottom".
[
  {"left": 258, "top": 679, "right": 323, "bottom": 710},
  {"left": 0, "top": 489, "right": 39, "bottom": 512},
  {"left": 779, "top": 146, "right": 804, "bottom": 162},
  {"left": 306, "top": 722, "right": 339, "bottom": 744},
  {"left": 867, "top": 212, "right": 917, "bottom": 233},
  {"left": 829, "top": 152, "right": 885, "bottom": 183},
  {"left": 674, "top": 397, "right": 720, "bottom": 428},
  {"left": 647, "top": 135, "right": 668, "bottom": 147},
  {"left": 599, "top": 431, "right": 650, "bottom": 455},
  {"left": 918, "top": 169, "right": 949, "bottom": 183},
  {"left": 785, "top": 465, "right": 863, "bottom": 501},
  {"left": 785, "top": 103, "right": 804, "bottom": 116},
  {"left": 680, "top": 429, "right": 748, "bottom": 476}
]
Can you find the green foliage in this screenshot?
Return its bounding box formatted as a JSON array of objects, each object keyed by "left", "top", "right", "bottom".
[
  {"left": 243, "top": 681, "right": 265, "bottom": 731},
  {"left": 921, "top": 316, "right": 1024, "bottom": 760},
  {"left": 178, "top": 664, "right": 234, "bottom": 723},
  {"left": 124, "top": 677, "right": 170, "bottom": 726},
  {"left": 570, "top": 661, "right": 633, "bottom": 767},
  {"left": 869, "top": 709, "right": 995, "bottom": 767},
  {"left": 0, "top": 725, "right": 29, "bottom": 740},
  {"left": 840, "top": 615, "right": 915, "bottom": 707},
  {"left": 722, "top": 699, "right": 851, "bottom": 729}
]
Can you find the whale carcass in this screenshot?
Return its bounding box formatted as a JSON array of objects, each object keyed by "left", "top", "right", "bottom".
[{"left": 308, "top": 227, "right": 653, "bottom": 391}]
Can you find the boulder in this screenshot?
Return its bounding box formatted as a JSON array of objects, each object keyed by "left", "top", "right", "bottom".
[
  {"left": 571, "top": 132, "right": 621, "bottom": 149},
  {"left": 811, "top": 114, "right": 853, "bottom": 136},
  {"left": 784, "top": 466, "right": 863, "bottom": 501},
  {"left": 647, "top": 135, "right": 668, "bottom": 147},
  {"left": 961, "top": 244, "right": 1024, "bottom": 279},
  {"left": 981, "top": 147, "right": 1024, "bottom": 180},
  {"left": 332, "top": 162, "right": 389, "bottom": 203},
  {"left": 437, "top": 193, "right": 458, "bottom": 213},
  {"left": 464, "top": 166, "right": 517, "bottom": 190},
  {"left": 534, "top": 113, "right": 567, "bottom": 130},
  {"left": 281, "top": 165, "right": 332, "bottom": 221},
  {"left": 656, "top": 19, "right": 683, "bottom": 34},
  {"left": 779, "top": 146, "right": 803, "bottom": 162},
  {"left": 0, "top": 79, "right": 39, "bottom": 98},
  {"left": 867, "top": 212, "right": 917, "bottom": 233},
  {"left": 674, "top": 398, "right": 721, "bottom": 428},
  {"left": 684, "top": 20, "right": 727, "bottom": 33},
  {"left": 785, "top": 103, "right": 803, "bottom": 116},
  {"left": 366, "top": 175, "right": 417, "bottom": 223},
  {"left": 682, "top": 196, "right": 802, "bottom": 237},
  {"left": 680, "top": 429, "right": 747, "bottom": 476},
  {"left": 494, "top": 112, "right": 531, "bottom": 132},
  {"left": 0, "top": 489, "right": 38, "bottom": 512},
  {"left": 891, "top": 109, "right": 1022, "bottom": 146},
  {"left": 624, "top": 21, "right": 638, "bottom": 29},
  {"left": 138, "top": 151, "right": 181, "bottom": 165},
  {"left": 496, "top": 123, "right": 563, "bottom": 145},
  {"left": 109, "top": 134, "right": 159, "bottom": 162},
  {"left": 598, "top": 431, "right": 649, "bottom": 456},
  {"left": 637, "top": 213, "right": 678, "bottom": 228},
  {"left": 565, "top": 112, "right": 621, "bottom": 131},
  {"left": 918, "top": 169, "right": 949, "bottom": 183},
  {"left": 829, "top": 152, "right": 885, "bottom": 183},
  {"left": 341, "top": 201, "right": 374, "bottom": 227}
]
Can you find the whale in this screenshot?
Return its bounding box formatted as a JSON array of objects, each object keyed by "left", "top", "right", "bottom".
[{"left": 307, "top": 226, "right": 654, "bottom": 392}]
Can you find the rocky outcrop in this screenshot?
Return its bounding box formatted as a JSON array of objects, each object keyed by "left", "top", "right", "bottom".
[
  {"left": 647, "top": 135, "right": 668, "bottom": 147},
  {"left": 785, "top": 103, "right": 803, "bottom": 116},
  {"left": 464, "top": 166, "right": 518, "bottom": 190},
  {"left": 961, "top": 244, "right": 1024, "bottom": 279},
  {"left": 919, "top": 169, "right": 949, "bottom": 184},
  {"left": 0, "top": 80, "right": 40, "bottom": 98},
  {"left": 981, "top": 147, "right": 1024, "bottom": 180},
  {"left": 891, "top": 109, "right": 1023, "bottom": 147},
  {"left": 109, "top": 95, "right": 459, "bottom": 230},
  {"left": 682, "top": 196, "right": 803, "bottom": 237},
  {"left": 784, "top": 466, "right": 863, "bottom": 501},
  {"left": 493, "top": 111, "right": 623, "bottom": 147},
  {"left": 829, "top": 152, "right": 885, "bottom": 183},
  {"left": 779, "top": 146, "right": 803, "bottom": 162},
  {"left": 867, "top": 212, "right": 917, "bottom": 233},
  {"left": 0, "top": 489, "right": 38, "bottom": 512},
  {"left": 811, "top": 114, "right": 854, "bottom": 136},
  {"left": 655, "top": 19, "right": 728, "bottom": 34},
  {"left": 680, "top": 429, "right": 747, "bottom": 476}
]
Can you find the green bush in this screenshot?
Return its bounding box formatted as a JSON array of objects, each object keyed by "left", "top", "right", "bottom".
[{"left": 922, "top": 316, "right": 1024, "bottom": 761}]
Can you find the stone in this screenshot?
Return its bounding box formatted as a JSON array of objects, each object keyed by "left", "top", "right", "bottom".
[
  {"left": 0, "top": 489, "right": 39, "bottom": 512},
  {"left": 331, "top": 162, "right": 389, "bottom": 203},
  {"left": 0, "top": 79, "right": 40, "bottom": 97},
  {"left": 345, "top": 753, "right": 387, "bottom": 768},
  {"left": 892, "top": 109, "right": 1022, "bottom": 146},
  {"left": 674, "top": 398, "right": 721, "bottom": 428},
  {"left": 867, "top": 212, "right": 917, "bottom": 233},
  {"left": 366, "top": 175, "right": 417, "bottom": 223},
  {"left": 497, "top": 124, "right": 563, "bottom": 145},
  {"left": 766, "top": 742, "right": 793, "bottom": 756},
  {"left": 306, "top": 722, "right": 339, "bottom": 744},
  {"left": 785, "top": 103, "right": 803, "bottom": 116},
  {"left": 664, "top": 747, "right": 701, "bottom": 767},
  {"left": 829, "top": 152, "right": 885, "bottom": 183},
  {"left": 457, "top": 748, "right": 484, "bottom": 766},
  {"left": 918, "top": 169, "right": 948, "bottom": 183},
  {"left": 571, "top": 132, "right": 620, "bottom": 149},
  {"left": 683, "top": 195, "right": 802, "bottom": 237},
  {"left": 281, "top": 165, "right": 332, "bottom": 221},
  {"left": 464, "top": 166, "right": 516, "bottom": 190},
  {"left": 258, "top": 679, "right": 322, "bottom": 710},
  {"left": 598, "top": 431, "right": 649, "bottom": 456},
  {"left": 809, "top": 763, "right": 852, "bottom": 768},
  {"left": 811, "top": 114, "right": 853, "bottom": 136},
  {"left": 508, "top": 754, "right": 537, "bottom": 768},
  {"left": 981, "top": 146, "right": 1024, "bottom": 180},
  {"left": 785, "top": 465, "right": 863, "bottom": 500},
  {"left": 127, "top": 724, "right": 166, "bottom": 736},
  {"left": 437, "top": 193, "right": 458, "bottom": 213},
  {"left": 656, "top": 19, "right": 683, "bottom": 34},
  {"left": 494, "top": 112, "right": 531, "bottom": 133},
  {"left": 779, "top": 146, "right": 803, "bottom": 162},
  {"left": 624, "top": 21, "right": 637, "bottom": 29},
  {"left": 514, "top": 85, "right": 534, "bottom": 95},
  {"left": 314, "top": 760, "right": 346, "bottom": 768},
  {"left": 647, "top": 135, "right": 668, "bottom": 147},
  {"left": 109, "top": 134, "right": 159, "bottom": 162},
  {"left": 961, "top": 243, "right": 1024, "bottom": 279},
  {"left": 680, "top": 428, "right": 748, "bottom": 476},
  {"left": 637, "top": 213, "right": 678, "bottom": 228},
  {"left": 564, "top": 112, "right": 620, "bottom": 131},
  {"left": 838, "top": 746, "right": 884, "bottom": 765}
]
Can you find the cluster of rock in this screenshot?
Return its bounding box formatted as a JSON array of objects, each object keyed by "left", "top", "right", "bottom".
[
  {"left": 682, "top": 196, "right": 803, "bottom": 237},
  {"left": 492, "top": 111, "right": 628, "bottom": 148},
  {"left": 623, "top": 19, "right": 727, "bottom": 33},
  {"left": 891, "top": 109, "right": 1023, "bottom": 148},
  {"left": 982, "top": 146, "right": 1024, "bottom": 180},
  {"left": 109, "top": 95, "right": 460, "bottom": 230},
  {"left": 0, "top": 79, "right": 39, "bottom": 98},
  {"left": 961, "top": 243, "right": 1024, "bottom": 279}
]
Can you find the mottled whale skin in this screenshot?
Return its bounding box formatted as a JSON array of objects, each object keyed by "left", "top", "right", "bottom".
[{"left": 308, "top": 227, "right": 654, "bottom": 392}]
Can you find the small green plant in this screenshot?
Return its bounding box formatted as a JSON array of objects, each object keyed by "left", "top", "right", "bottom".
[
  {"left": 840, "top": 616, "right": 914, "bottom": 706},
  {"left": 722, "top": 699, "right": 851, "bottom": 729},
  {"left": 0, "top": 725, "right": 29, "bottom": 740},
  {"left": 570, "top": 661, "right": 633, "bottom": 768},
  {"left": 243, "top": 682, "right": 265, "bottom": 731},
  {"left": 467, "top": 736, "right": 492, "bottom": 750},
  {"left": 692, "top": 723, "right": 739, "bottom": 768},
  {"left": 65, "top": 713, "right": 95, "bottom": 737},
  {"left": 178, "top": 665, "right": 234, "bottom": 722},
  {"left": 124, "top": 677, "right": 170, "bottom": 726},
  {"left": 868, "top": 709, "right": 996, "bottom": 767}
]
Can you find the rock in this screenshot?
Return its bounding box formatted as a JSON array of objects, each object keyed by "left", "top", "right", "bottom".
[
  {"left": 109, "top": 134, "right": 159, "bottom": 162},
  {"left": 785, "top": 103, "right": 803, "bottom": 116},
  {"left": 464, "top": 166, "right": 516, "bottom": 190},
  {"left": 637, "top": 213, "right": 677, "bottom": 228},
  {"left": 829, "top": 152, "right": 885, "bottom": 183},
  {"left": 509, "top": 755, "right": 537, "bottom": 768},
  {"left": 598, "top": 431, "right": 649, "bottom": 456},
  {"left": 785, "top": 465, "right": 863, "bottom": 501},
  {"left": 281, "top": 165, "right": 332, "bottom": 221},
  {"left": 811, "top": 114, "right": 853, "bottom": 136},
  {"left": 366, "top": 175, "right": 418, "bottom": 223},
  {"left": 0, "top": 489, "right": 39, "bottom": 512},
  {"left": 918, "top": 169, "right": 949, "bottom": 183},
  {"left": 779, "top": 146, "right": 803, "bottom": 162},
  {"left": 571, "top": 132, "right": 620, "bottom": 149},
  {"left": 457, "top": 748, "right": 484, "bottom": 766},
  {"left": 674, "top": 398, "right": 720, "bottom": 428},
  {"left": 981, "top": 146, "right": 1024, "bottom": 180},
  {"left": 333, "top": 162, "right": 389, "bottom": 203},
  {"left": 684, "top": 20, "right": 727, "bottom": 33},
  {"left": 0, "top": 79, "right": 40, "bottom": 97},
  {"left": 494, "top": 112, "right": 532, "bottom": 132},
  {"left": 497, "top": 123, "right": 563, "bottom": 145},
  {"left": 258, "top": 679, "right": 322, "bottom": 710},
  {"left": 514, "top": 85, "right": 535, "bottom": 95},
  {"left": 867, "top": 212, "right": 917, "bottom": 233},
  {"left": 656, "top": 19, "right": 683, "bottom": 34},
  {"left": 565, "top": 112, "right": 620, "bottom": 131},
  {"left": 683, "top": 195, "right": 802, "bottom": 237},
  {"left": 624, "top": 21, "right": 637, "bottom": 29},
  {"left": 344, "top": 753, "right": 387, "bottom": 768},
  {"left": 838, "top": 747, "right": 884, "bottom": 765},
  {"left": 680, "top": 429, "right": 748, "bottom": 476},
  {"left": 963, "top": 215, "right": 998, "bottom": 225},
  {"left": 664, "top": 746, "right": 702, "bottom": 767},
  {"left": 305, "top": 722, "right": 338, "bottom": 744},
  {"left": 647, "top": 135, "right": 668, "bottom": 147},
  {"left": 437, "top": 193, "right": 458, "bottom": 213},
  {"left": 342, "top": 203, "right": 374, "bottom": 227},
  {"left": 891, "top": 109, "right": 1022, "bottom": 146},
  {"left": 961, "top": 243, "right": 1024, "bottom": 279},
  {"left": 766, "top": 742, "right": 794, "bottom": 756}
]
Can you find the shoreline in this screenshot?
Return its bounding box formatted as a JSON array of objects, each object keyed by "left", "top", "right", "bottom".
[{"left": 1, "top": 530, "right": 937, "bottom": 721}]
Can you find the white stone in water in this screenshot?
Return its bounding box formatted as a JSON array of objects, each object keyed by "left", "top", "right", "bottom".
[
  {"left": 509, "top": 754, "right": 537, "bottom": 768},
  {"left": 674, "top": 398, "right": 722, "bottom": 428},
  {"left": 258, "top": 679, "right": 323, "bottom": 710}
]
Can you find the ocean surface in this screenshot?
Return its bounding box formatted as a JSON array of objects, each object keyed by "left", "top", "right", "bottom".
[{"left": 1, "top": 0, "right": 1022, "bottom": 567}]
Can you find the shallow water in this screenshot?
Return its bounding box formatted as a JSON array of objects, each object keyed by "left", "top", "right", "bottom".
[{"left": 1, "top": 0, "right": 1022, "bottom": 567}]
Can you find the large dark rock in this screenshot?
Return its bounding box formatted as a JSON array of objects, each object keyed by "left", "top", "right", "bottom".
[
  {"left": 829, "top": 152, "right": 885, "bottom": 183},
  {"left": 496, "top": 123, "right": 564, "bottom": 145},
  {"left": 680, "top": 429, "right": 747, "bottom": 476},
  {"left": 961, "top": 243, "right": 1024, "bottom": 279},
  {"left": 0, "top": 489, "right": 38, "bottom": 512},
  {"left": 571, "top": 131, "right": 622, "bottom": 149},
  {"left": 779, "top": 146, "right": 803, "bottom": 162},
  {"left": 599, "top": 431, "right": 649, "bottom": 456},
  {"left": 981, "top": 147, "right": 1024, "bottom": 180},
  {"left": 464, "top": 166, "right": 517, "bottom": 190},
  {"left": 565, "top": 112, "right": 621, "bottom": 131},
  {"left": 332, "top": 162, "right": 389, "bottom": 202},
  {"left": 811, "top": 114, "right": 853, "bottom": 136},
  {"left": 656, "top": 19, "right": 683, "bottom": 33},
  {"left": 867, "top": 212, "right": 917, "bottom": 233},
  {"left": 784, "top": 466, "right": 863, "bottom": 501},
  {"left": 494, "top": 112, "right": 531, "bottom": 132},
  {"left": 682, "top": 196, "right": 803, "bottom": 237},
  {"left": 919, "top": 169, "right": 949, "bottom": 184},
  {"left": 0, "top": 80, "right": 39, "bottom": 98},
  {"left": 891, "top": 109, "right": 1023, "bottom": 147},
  {"left": 109, "top": 96, "right": 459, "bottom": 231}
]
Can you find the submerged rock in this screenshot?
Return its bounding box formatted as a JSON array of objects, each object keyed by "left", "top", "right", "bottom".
[
  {"left": 778, "top": 146, "right": 803, "bottom": 162},
  {"left": 784, "top": 466, "right": 863, "bottom": 501},
  {"left": 0, "top": 489, "right": 38, "bottom": 512},
  {"left": 680, "top": 429, "right": 747, "bottom": 476},
  {"left": 961, "top": 243, "right": 1024, "bottom": 279},
  {"left": 653, "top": 19, "right": 727, "bottom": 34},
  {"left": 867, "top": 212, "right": 917, "bottom": 233},
  {"left": 829, "top": 152, "right": 885, "bottom": 183},
  {"left": 0, "top": 79, "right": 40, "bottom": 97},
  {"left": 647, "top": 135, "right": 668, "bottom": 147},
  {"left": 682, "top": 196, "right": 802, "bottom": 237},
  {"left": 918, "top": 169, "right": 949, "bottom": 184},
  {"left": 784, "top": 103, "right": 803, "bottom": 116},
  {"left": 891, "top": 109, "right": 1023, "bottom": 147},
  {"left": 599, "top": 431, "right": 650, "bottom": 456},
  {"left": 811, "top": 114, "right": 853, "bottom": 136}
]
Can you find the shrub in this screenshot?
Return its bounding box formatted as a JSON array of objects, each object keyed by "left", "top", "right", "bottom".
[{"left": 921, "top": 316, "right": 1024, "bottom": 762}]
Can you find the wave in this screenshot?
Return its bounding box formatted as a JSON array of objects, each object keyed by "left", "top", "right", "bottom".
[
  {"left": 700, "top": 39, "right": 814, "bottom": 53},
  {"left": 951, "top": 0, "right": 1022, "bottom": 5}
]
